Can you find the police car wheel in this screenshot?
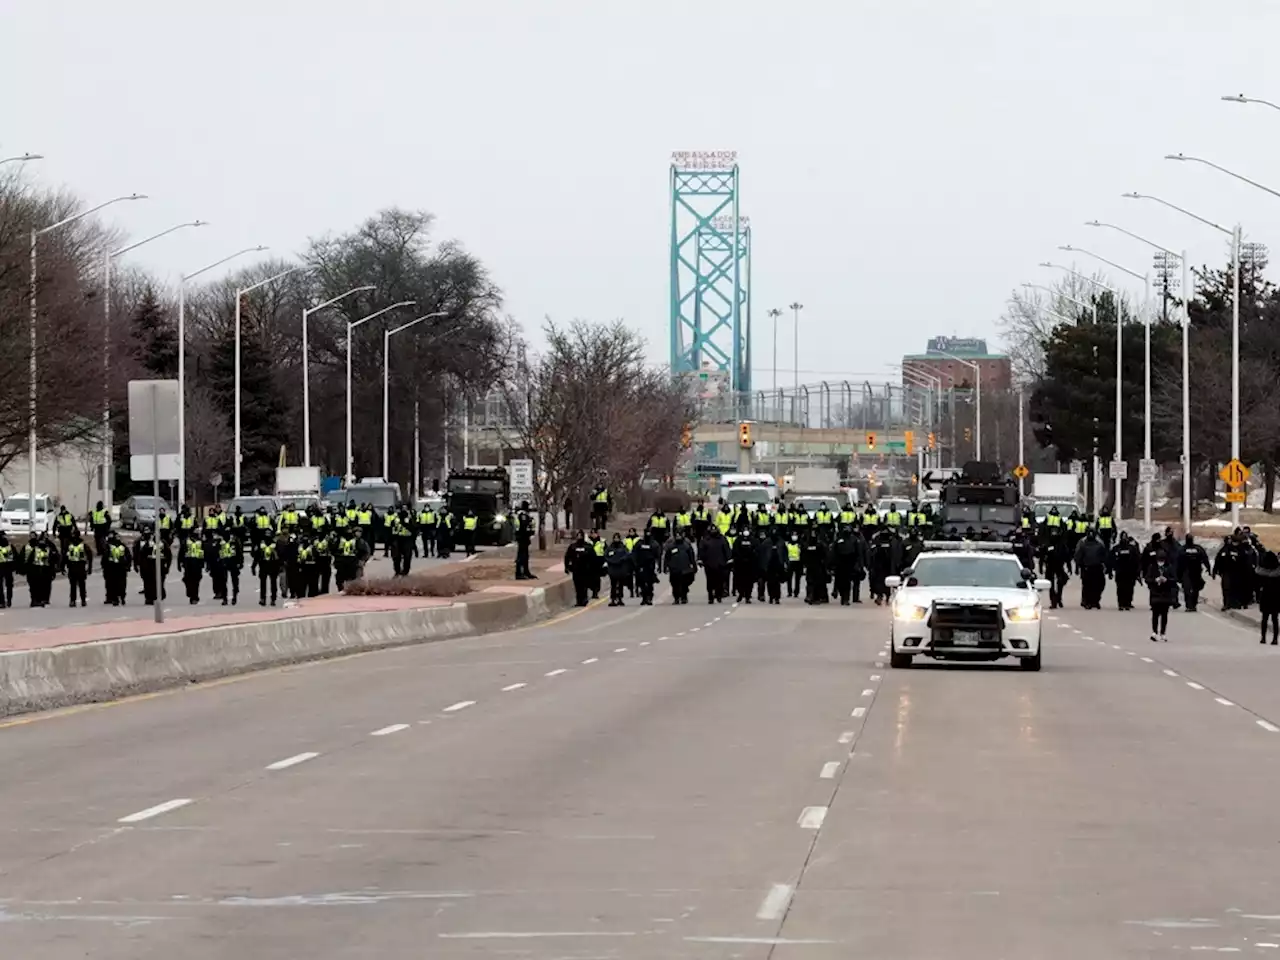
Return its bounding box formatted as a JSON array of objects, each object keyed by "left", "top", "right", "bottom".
[
  {"left": 889, "top": 650, "right": 913, "bottom": 669},
  {"left": 1020, "top": 650, "right": 1042, "bottom": 671}
]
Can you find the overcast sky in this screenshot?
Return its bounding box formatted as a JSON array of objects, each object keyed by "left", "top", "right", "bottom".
[{"left": 4, "top": 0, "right": 1280, "bottom": 388}]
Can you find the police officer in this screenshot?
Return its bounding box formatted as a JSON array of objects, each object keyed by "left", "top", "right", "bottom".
[
  {"left": 208, "top": 532, "right": 231, "bottom": 603},
  {"left": 461, "top": 508, "right": 479, "bottom": 557},
  {"left": 1178, "top": 533, "right": 1211, "bottom": 612},
  {"left": 0, "top": 531, "right": 16, "bottom": 608},
  {"left": 64, "top": 529, "right": 92, "bottom": 607},
  {"left": 133, "top": 524, "right": 160, "bottom": 605},
  {"left": 55, "top": 504, "right": 78, "bottom": 555},
  {"left": 180, "top": 534, "right": 205, "bottom": 604},
  {"left": 254, "top": 535, "right": 282, "bottom": 606},
  {"left": 23, "top": 531, "right": 57, "bottom": 607},
  {"left": 101, "top": 530, "right": 130, "bottom": 606},
  {"left": 514, "top": 501, "right": 535, "bottom": 580},
  {"left": 564, "top": 531, "right": 594, "bottom": 607},
  {"left": 418, "top": 501, "right": 437, "bottom": 558},
  {"left": 313, "top": 530, "right": 332, "bottom": 594},
  {"left": 335, "top": 527, "right": 370, "bottom": 592},
  {"left": 646, "top": 507, "right": 670, "bottom": 572},
  {"left": 590, "top": 482, "right": 610, "bottom": 532},
  {"left": 88, "top": 500, "right": 111, "bottom": 557},
  {"left": 632, "top": 531, "right": 659, "bottom": 606},
  {"left": 219, "top": 533, "right": 243, "bottom": 605},
  {"left": 605, "top": 533, "right": 633, "bottom": 607},
  {"left": 1109, "top": 531, "right": 1141, "bottom": 611}
]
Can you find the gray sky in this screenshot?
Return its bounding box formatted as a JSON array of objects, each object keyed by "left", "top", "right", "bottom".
[{"left": 4, "top": 0, "right": 1280, "bottom": 386}]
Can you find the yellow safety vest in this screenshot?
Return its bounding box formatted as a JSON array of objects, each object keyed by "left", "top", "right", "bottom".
[
  {"left": 260, "top": 544, "right": 277, "bottom": 561},
  {"left": 159, "top": 516, "right": 171, "bottom": 530},
  {"left": 1098, "top": 515, "right": 1113, "bottom": 529},
  {"left": 786, "top": 543, "right": 801, "bottom": 562},
  {"left": 91, "top": 510, "right": 107, "bottom": 525},
  {"left": 358, "top": 511, "right": 372, "bottom": 526},
  {"left": 815, "top": 510, "right": 833, "bottom": 526},
  {"left": 418, "top": 511, "right": 435, "bottom": 527},
  {"left": 840, "top": 510, "right": 856, "bottom": 525},
  {"left": 340, "top": 537, "right": 358, "bottom": 556},
  {"left": 67, "top": 543, "right": 86, "bottom": 561},
  {"left": 594, "top": 490, "right": 609, "bottom": 503},
  {"left": 1046, "top": 514, "right": 1061, "bottom": 527},
  {"left": 205, "top": 515, "right": 222, "bottom": 530},
  {"left": 773, "top": 512, "right": 789, "bottom": 526},
  {"left": 463, "top": 516, "right": 478, "bottom": 531},
  {"left": 58, "top": 513, "right": 74, "bottom": 528},
  {"left": 793, "top": 513, "right": 809, "bottom": 526},
  {"left": 185, "top": 541, "right": 204, "bottom": 560},
  {"left": 256, "top": 514, "right": 272, "bottom": 529},
  {"left": 310, "top": 515, "right": 327, "bottom": 531},
  {"left": 592, "top": 540, "right": 604, "bottom": 556},
  {"left": 180, "top": 516, "right": 195, "bottom": 531},
  {"left": 109, "top": 544, "right": 126, "bottom": 562},
  {"left": 650, "top": 515, "right": 667, "bottom": 529},
  {"left": 0, "top": 545, "right": 12, "bottom": 562},
  {"left": 886, "top": 511, "right": 902, "bottom": 526},
  {"left": 624, "top": 536, "right": 638, "bottom": 552},
  {"left": 219, "top": 541, "right": 236, "bottom": 559},
  {"left": 675, "top": 512, "right": 691, "bottom": 528},
  {"left": 715, "top": 512, "right": 731, "bottom": 533}
]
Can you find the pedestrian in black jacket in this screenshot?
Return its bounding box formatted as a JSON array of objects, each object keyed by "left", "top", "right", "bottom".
[
  {"left": 564, "top": 531, "right": 594, "bottom": 607},
  {"left": 1147, "top": 557, "right": 1178, "bottom": 642},
  {"left": 1254, "top": 551, "right": 1280, "bottom": 645},
  {"left": 1074, "top": 531, "right": 1109, "bottom": 609},
  {"left": 868, "top": 530, "right": 895, "bottom": 605},
  {"left": 605, "top": 534, "right": 633, "bottom": 607},
  {"left": 1177, "top": 534, "right": 1211, "bottom": 612},
  {"left": 697, "top": 528, "right": 731, "bottom": 603},
  {"left": 665, "top": 531, "right": 698, "bottom": 604},
  {"left": 732, "top": 530, "right": 758, "bottom": 603},
  {"left": 831, "top": 526, "right": 858, "bottom": 606},
  {"left": 632, "top": 533, "right": 659, "bottom": 606},
  {"left": 761, "top": 530, "right": 788, "bottom": 604},
  {"left": 1108, "top": 533, "right": 1141, "bottom": 611},
  {"left": 1039, "top": 533, "right": 1070, "bottom": 609},
  {"left": 803, "top": 531, "right": 829, "bottom": 604}
]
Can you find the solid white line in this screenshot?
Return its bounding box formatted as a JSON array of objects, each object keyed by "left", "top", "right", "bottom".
[
  {"left": 797, "top": 806, "right": 828, "bottom": 829},
  {"left": 1258, "top": 720, "right": 1280, "bottom": 733},
  {"left": 1215, "top": 697, "right": 1236, "bottom": 706},
  {"left": 614, "top": 647, "right": 628, "bottom": 653},
  {"left": 686, "top": 937, "right": 838, "bottom": 945},
  {"left": 819, "top": 761, "right": 841, "bottom": 779},
  {"left": 1140, "top": 657, "right": 1153, "bottom": 663},
  {"left": 501, "top": 683, "right": 527, "bottom": 692},
  {"left": 544, "top": 669, "right": 567, "bottom": 678},
  {"left": 1162, "top": 669, "right": 1179, "bottom": 677},
  {"left": 869, "top": 674, "right": 882, "bottom": 681},
  {"left": 838, "top": 731, "right": 855, "bottom": 744},
  {"left": 581, "top": 658, "right": 598, "bottom": 664},
  {"left": 266, "top": 752, "right": 319, "bottom": 771},
  {"left": 370, "top": 724, "right": 409, "bottom": 736},
  {"left": 860, "top": 688, "right": 874, "bottom": 697},
  {"left": 756, "top": 883, "right": 794, "bottom": 920},
  {"left": 851, "top": 706, "right": 867, "bottom": 718},
  {"left": 443, "top": 700, "right": 477, "bottom": 712},
  {"left": 1186, "top": 681, "right": 1205, "bottom": 691},
  {"left": 118, "top": 798, "right": 193, "bottom": 823},
  {"left": 440, "top": 931, "right": 637, "bottom": 939}
]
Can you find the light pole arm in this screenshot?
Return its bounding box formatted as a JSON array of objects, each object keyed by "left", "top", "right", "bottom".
[
  {"left": 1168, "top": 154, "right": 1280, "bottom": 202},
  {"left": 36, "top": 194, "right": 146, "bottom": 237},
  {"left": 112, "top": 221, "right": 207, "bottom": 259},
  {"left": 1122, "top": 193, "right": 1231, "bottom": 236},
  {"left": 1084, "top": 222, "right": 1181, "bottom": 259},
  {"left": 1058, "top": 245, "right": 1146, "bottom": 283}
]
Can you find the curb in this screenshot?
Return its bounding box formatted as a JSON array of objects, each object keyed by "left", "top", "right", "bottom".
[{"left": 0, "top": 576, "right": 575, "bottom": 719}]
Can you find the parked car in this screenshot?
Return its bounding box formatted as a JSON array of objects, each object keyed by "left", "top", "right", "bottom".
[
  {"left": 0, "top": 493, "right": 58, "bottom": 536},
  {"left": 119, "top": 495, "right": 176, "bottom": 530},
  {"left": 222, "top": 495, "right": 281, "bottom": 518}
]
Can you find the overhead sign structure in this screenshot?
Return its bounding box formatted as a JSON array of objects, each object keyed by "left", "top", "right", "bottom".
[
  {"left": 1220, "top": 459, "right": 1250, "bottom": 489},
  {"left": 1013, "top": 464, "right": 1029, "bottom": 480}
]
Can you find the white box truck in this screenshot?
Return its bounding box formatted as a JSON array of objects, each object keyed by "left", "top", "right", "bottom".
[{"left": 1031, "top": 472, "right": 1084, "bottom": 520}]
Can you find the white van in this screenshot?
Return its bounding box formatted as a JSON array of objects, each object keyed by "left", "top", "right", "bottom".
[
  {"left": 718, "top": 473, "right": 780, "bottom": 513},
  {"left": 0, "top": 493, "right": 57, "bottom": 535}
]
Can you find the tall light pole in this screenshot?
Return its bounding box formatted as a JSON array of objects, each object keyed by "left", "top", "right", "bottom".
[
  {"left": 1021, "top": 282, "right": 1099, "bottom": 325},
  {"left": 29, "top": 194, "right": 146, "bottom": 529},
  {"left": 346, "top": 301, "right": 415, "bottom": 483},
  {"left": 301, "top": 285, "right": 375, "bottom": 468},
  {"left": 1085, "top": 219, "right": 1192, "bottom": 534},
  {"left": 1040, "top": 261, "right": 1127, "bottom": 515},
  {"left": 767, "top": 307, "right": 783, "bottom": 399},
  {"left": 1060, "top": 244, "right": 1152, "bottom": 531},
  {"left": 936, "top": 352, "right": 981, "bottom": 460},
  {"left": 382, "top": 312, "right": 449, "bottom": 478},
  {"left": 177, "top": 246, "right": 268, "bottom": 507},
  {"left": 104, "top": 221, "right": 207, "bottom": 504},
  {"left": 234, "top": 267, "right": 300, "bottom": 497},
  {"left": 1125, "top": 188, "right": 1241, "bottom": 526}
]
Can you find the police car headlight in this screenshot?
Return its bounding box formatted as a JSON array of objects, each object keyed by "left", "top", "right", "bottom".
[
  {"left": 494, "top": 513, "right": 506, "bottom": 523},
  {"left": 894, "top": 601, "right": 929, "bottom": 621},
  {"left": 1005, "top": 604, "right": 1041, "bottom": 622}
]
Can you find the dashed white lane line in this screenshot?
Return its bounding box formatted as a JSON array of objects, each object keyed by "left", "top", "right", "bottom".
[
  {"left": 819, "top": 761, "right": 841, "bottom": 779},
  {"left": 1186, "top": 681, "right": 1205, "bottom": 691},
  {"left": 370, "top": 723, "right": 409, "bottom": 736},
  {"left": 838, "top": 731, "right": 855, "bottom": 744},
  {"left": 1048, "top": 615, "right": 1060, "bottom": 621},
  {"left": 266, "top": 752, "right": 319, "bottom": 771},
  {"left": 639, "top": 640, "right": 650, "bottom": 647},
  {"left": 675, "top": 632, "right": 686, "bottom": 637},
  {"left": 1141, "top": 657, "right": 1154, "bottom": 663},
  {"left": 797, "top": 806, "right": 828, "bottom": 829},
  {"left": 690, "top": 628, "right": 701, "bottom": 633},
  {"left": 1162, "top": 669, "right": 1179, "bottom": 678},
  {"left": 582, "top": 658, "right": 598, "bottom": 664},
  {"left": 1111, "top": 644, "right": 1122, "bottom": 650},
  {"left": 1126, "top": 651, "right": 1136, "bottom": 656},
  {"left": 704, "top": 621, "right": 715, "bottom": 628},
  {"left": 869, "top": 674, "right": 882, "bottom": 682},
  {"left": 614, "top": 647, "right": 628, "bottom": 653},
  {"left": 658, "top": 636, "right": 670, "bottom": 641},
  {"left": 860, "top": 688, "right": 875, "bottom": 697},
  {"left": 118, "top": 798, "right": 193, "bottom": 823},
  {"left": 1082, "top": 635, "right": 1093, "bottom": 641},
  {"left": 501, "top": 683, "right": 527, "bottom": 692},
  {"left": 1215, "top": 697, "right": 1236, "bottom": 707},
  {"left": 875, "top": 661, "right": 884, "bottom": 667},
  {"left": 851, "top": 707, "right": 867, "bottom": 718},
  {"left": 444, "top": 700, "right": 477, "bottom": 712},
  {"left": 544, "top": 669, "right": 567, "bottom": 678},
  {"left": 756, "top": 883, "right": 794, "bottom": 921},
  {"left": 1258, "top": 720, "right": 1280, "bottom": 733}
]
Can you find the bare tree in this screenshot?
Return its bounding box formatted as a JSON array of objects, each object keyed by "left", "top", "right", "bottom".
[{"left": 184, "top": 384, "right": 233, "bottom": 505}]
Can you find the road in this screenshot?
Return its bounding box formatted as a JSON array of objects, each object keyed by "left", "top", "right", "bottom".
[
  {"left": 0, "top": 545, "right": 485, "bottom": 636},
  {"left": 1, "top": 578, "right": 1279, "bottom": 957}
]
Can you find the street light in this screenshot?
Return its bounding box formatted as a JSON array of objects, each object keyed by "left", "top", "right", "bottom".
[
  {"left": 301, "top": 285, "right": 375, "bottom": 468},
  {"left": 29, "top": 193, "right": 146, "bottom": 530},
  {"left": 1126, "top": 187, "right": 1242, "bottom": 527},
  {"left": 1060, "top": 243, "right": 1153, "bottom": 532},
  {"left": 0, "top": 153, "right": 43, "bottom": 166},
  {"left": 177, "top": 246, "right": 268, "bottom": 506},
  {"left": 382, "top": 312, "right": 449, "bottom": 478},
  {"left": 1020, "top": 282, "right": 1099, "bottom": 325},
  {"left": 1222, "top": 93, "right": 1280, "bottom": 112},
  {"left": 346, "top": 301, "right": 416, "bottom": 483},
  {"left": 233, "top": 267, "right": 301, "bottom": 497},
  {"left": 1086, "top": 219, "right": 1193, "bottom": 535},
  {"left": 934, "top": 352, "right": 981, "bottom": 460},
  {"left": 104, "top": 221, "right": 207, "bottom": 502},
  {"left": 767, "top": 307, "right": 783, "bottom": 398}
]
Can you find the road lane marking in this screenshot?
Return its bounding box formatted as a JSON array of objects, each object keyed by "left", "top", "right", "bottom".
[
  {"left": 675, "top": 632, "right": 686, "bottom": 637},
  {"left": 875, "top": 661, "right": 884, "bottom": 667},
  {"left": 819, "top": 761, "right": 841, "bottom": 779},
  {"left": 798, "top": 806, "right": 828, "bottom": 829},
  {"left": 851, "top": 707, "right": 867, "bottom": 718},
  {"left": 370, "top": 724, "right": 409, "bottom": 736},
  {"left": 614, "top": 647, "right": 628, "bottom": 653},
  {"left": 756, "top": 883, "right": 794, "bottom": 920},
  {"left": 861, "top": 689, "right": 875, "bottom": 697},
  {"left": 1048, "top": 615, "right": 1059, "bottom": 620},
  {"left": 440, "top": 931, "right": 637, "bottom": 939},
  {"left": 686, "top": 936, "right": 839, "bottom": 945},
  {"left": 1141, "top": 657, "right": 1153, "bottom": 663},
  {"left": 501, "top": 683, "right": 527, "bottom": 692},
  {"left": 1258, "top": 720, "right": 1280, "bottom": 733},
  {"left": 544, "top": 669, "right": 567, "bottom": 678},
  {"left": 1215, "top": 697, "right": 1235, "bottom": 706},
  {"left": 838, "top": 731, "right": 855, "bottom": 744},
  {"left": 1126, "top": 651, "right": 1136, "bottom": 656},
  {"left": 1162, "top": 669, "right": 1179, "bottom": 677},
  {"left": 266, "top": 752, "right": 319, "bottom": 770},
  {"left": 690, "top": 628, "right": 700, "bottom": 633},
  {"left": 704, "top": 622, "right": 715, "bottom": 627},
  {"left": 658, "top": 636, "right": 670, "bottom": 641},
  {"left": 1112, "top": 644, "right": 1122, "bottom": 650},
  {"left": 869, "top": 674, "right": 881, "bottom": 681},
  {"left": 581, "top": 658, "right": 598, "bottom": 664},
  {"left": 639, "top": 640, "right": 650, "bottom": 646},
  {"left": 1186, "top": 681, "right": 1205, "bottom": 691},
  {"left": 443, "top": 700, "right": 477, "bottom": 712},
  {"left": 118, "top": 798, "right": 193, "bottom": 823},
  {"left": 1082, "top": 635, "right": 1093, "bottom": 641}
]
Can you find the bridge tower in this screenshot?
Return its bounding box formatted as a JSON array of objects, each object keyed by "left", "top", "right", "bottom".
[{"left": 669, "top": 151, "right": 750, "bottom": 395}]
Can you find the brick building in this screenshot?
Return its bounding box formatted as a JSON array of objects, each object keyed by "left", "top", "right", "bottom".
[{"left": 901, "top": 337, "right": 1011, "bottom": 392}]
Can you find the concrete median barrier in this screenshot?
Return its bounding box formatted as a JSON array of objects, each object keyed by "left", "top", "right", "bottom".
[{"left": 0, "top": 578, "right": 575, "bottom": 719}]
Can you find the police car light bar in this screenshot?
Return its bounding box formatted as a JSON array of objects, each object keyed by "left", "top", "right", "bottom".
[{"left": 921, "top": 541, "right": 1014, "bottom": 552}]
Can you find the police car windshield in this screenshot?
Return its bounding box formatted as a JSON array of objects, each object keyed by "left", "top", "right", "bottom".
[
  {"left": 350, "top": 486, "right": 399, "bottom": 508},
  {"left": 726, "top": 488, "right": 771, "bottom": 505},
  {"left": 910, "top": 556, "right": 1026, "bottom": 589}
]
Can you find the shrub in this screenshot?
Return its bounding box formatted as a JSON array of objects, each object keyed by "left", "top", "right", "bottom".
[
  {"left": 343, "top": 569, "right": 472, "bottom": 598},
  {"left": 652, "top": 490, "right": 691, "bottom": 513}
]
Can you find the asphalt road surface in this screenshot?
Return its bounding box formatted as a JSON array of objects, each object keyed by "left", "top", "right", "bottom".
[
  {"left": 2, "top": 578, "right": 1280, "bottom": 957},
  {"left": 0, "top": 545, "right": 486, "bottom": 635}
]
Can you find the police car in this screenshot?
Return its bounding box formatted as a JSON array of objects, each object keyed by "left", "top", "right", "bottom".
[{"left": 885, "top": 542, "right": 1050, "bottom": 671}]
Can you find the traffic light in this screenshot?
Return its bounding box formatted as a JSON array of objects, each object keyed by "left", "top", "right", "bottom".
[
  {"left": 904, "top": 430, "right": 914, "bottom": 455},
  {"left": 928, "top": 432, "right": 936, "bottom": 450},
  {"left": 681, "top": 423, "right": 693, "bottom": 449},
  {"left": 739, "top": 423, "right": 752, "bottom": 448},
  {"left": 866, "top": 431, "right": 876, "bottom": 450}
]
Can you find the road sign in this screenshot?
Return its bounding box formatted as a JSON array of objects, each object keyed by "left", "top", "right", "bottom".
[
  {"left": 1013, "top": 464, "right": 1029, "bottom": 480},
  {"left": 128, "top": 380, "right": 181, "bottom": 482},
  {"left": 1138, "top": 459, "right": 1158, "bottom": 484},
  {"left": 509, "top": 458, "right": 534, "bottom": 496},
  {"left": 210, "top": 472, "right": 223, "bottom": 489},
  {"left": 1069, "top": 460, "right": 1084, "bottom": 478},
  {"left": 1108, "top": 460, "right": 1128, "bottom": 480},
  {"left": 1219, "top": 459, "right": 1251, "bottom": 489},
  {"left": 1224, "top": 490, "right": 1247, "bottom": 504}
]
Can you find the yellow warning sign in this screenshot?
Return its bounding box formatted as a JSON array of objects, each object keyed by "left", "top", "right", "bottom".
[
  {"left": 1220, "top": 459, "right": 1251, "bottom": 489},
  {"left": 1224, "top": 490, "right": 1247, "bottom": 504},
  {"left": 1013, "top": 464, "right": 1029, "bottom": 480}
]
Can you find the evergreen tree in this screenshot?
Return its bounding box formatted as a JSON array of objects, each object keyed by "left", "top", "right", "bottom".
[{"left": 131, "top": 285, "right": 178, "bottom": 379}]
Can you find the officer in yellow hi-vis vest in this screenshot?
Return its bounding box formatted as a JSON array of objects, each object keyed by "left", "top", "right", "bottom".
[{"left": 462, "top": 508, "right": 480, "bottom": 556}]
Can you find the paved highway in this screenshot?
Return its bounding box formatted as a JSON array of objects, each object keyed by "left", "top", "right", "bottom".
[{"left": 1, "top": 581, "right": 1278, "bottom": 957}]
